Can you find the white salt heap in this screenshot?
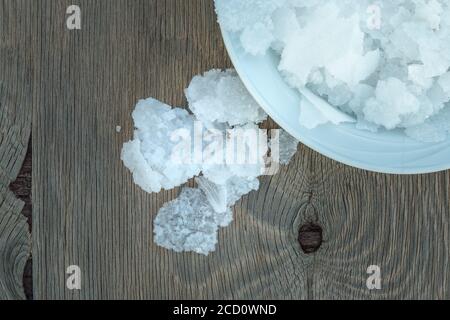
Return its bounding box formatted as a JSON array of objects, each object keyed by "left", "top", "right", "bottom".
[
  {"left": 215, "top": 0, "right": 450, "bottom": 142},
  {"left": 154, "top": 188, "right": 233, "bottom": 255},
  {"left": 121, "top": 98, "right": 201, "bottom": 193},
  {"left": 122, "top": 69, "right": 297, "bottom": 255}
]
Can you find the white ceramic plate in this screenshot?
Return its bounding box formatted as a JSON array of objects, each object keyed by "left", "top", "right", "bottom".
[{"left": 220, "top": 28, "right": 450, "bottom": 174}]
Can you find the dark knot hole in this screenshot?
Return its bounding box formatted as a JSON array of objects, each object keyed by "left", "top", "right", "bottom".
[{"left": 298, "top": 223, "right": 323, "bottom": 254}]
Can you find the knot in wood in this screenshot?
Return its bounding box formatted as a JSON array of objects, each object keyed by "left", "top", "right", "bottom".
[{"left": 298, "top": 223, "right": 323, "bottom": 254}]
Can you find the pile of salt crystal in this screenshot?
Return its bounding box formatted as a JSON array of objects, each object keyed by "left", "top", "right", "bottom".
[
  {"left": 122, "top": 69, "right": 299, "bottom": 255},
  {"left": 215, "top": 0, "right": 450, "bottom": 142},
  {"left": 121, "top": 98, "right": 201, "bottom": 194}
]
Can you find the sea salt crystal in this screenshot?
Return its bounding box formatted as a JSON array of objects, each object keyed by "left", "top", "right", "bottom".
[
  {"left": 271, "top": 6, "right": 301, "bottom": 53},
  {"left": 154, "top": 188, "right": 233, "bottom": 255},
  {"left": 121, "top": 98, "right": 201, "bottom": 193},
  {"left": 224, "top": 175, "right": 260, "bottom": 207},
  {"left": 196, "top": 175, "right": 260, "bottom": 213},
  {"left": 195, "top": 176, "right": 228, "bottom": 214},
  {"left": 270, "top": 129, "right": 299, "bottom": 165},
  {"left": 279, "top": 3, "right": 380, "bottom": 89},
  {"left": 438, "top": 72, "right": 450, "bottom": 98},
  {"left": 363, "top": 78, "right": 421, "bottom": 130},
  {"left": 241, "top": 23, "right": 275, "bottom": 56},
  {"left": 201, "top": 122, "right": 268, "bottom": 185},
  {"left": 405, "top": 106, "right": 450, "bottom": 142},
  {"left": 185, "top": 69, "right": 268, "bottom": 129},
  {"left": 216, "top": 0, "right": 450, "bottom": 142},
  {"left": 123, "top": 68, "right": 301, "bottom": 255},
  {"left": 215, "top": 0, "right": 286, "bottom": 55},
  {"left": 415, "top": 0, "right": 443, "bottom": 30}
]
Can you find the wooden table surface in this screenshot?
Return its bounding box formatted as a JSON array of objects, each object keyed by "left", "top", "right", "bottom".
[{"left": 1, "top": 0, "right": 449, "bottom": 300}]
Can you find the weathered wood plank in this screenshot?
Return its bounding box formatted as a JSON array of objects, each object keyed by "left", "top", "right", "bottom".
[
  {"left": 8, "top": 141, "right": 32, "bottom": 300},
  {"left": 0, "top": 186, "right": 29, "bottom": 299},
  {"left": 264, "top": 149, "right": 450, "bottom": 299},
  {"left": 33, "top": 0, "right": 232, "bottom": 300},
  {"left": 32, "top": 0, "right": 450, "bottom": 300},
  {"left": 0, "top": 0, "right": 34, "bottom": 300}
]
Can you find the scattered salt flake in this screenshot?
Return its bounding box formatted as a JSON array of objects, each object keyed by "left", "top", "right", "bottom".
[
  {"left": 122, "top": 68, "right": 294, "bottom": 256},
  {"left": 224, "top": 176, "right": 260, "bottom": 207},
  {"left": 185, "top": 69, "right": 267, "bottom": 129},
  {"left": 196, "top": 175, "right": 260, "bottom": 214},
  {"left": 154, "top": 188, "right": 233, "bottom": 255},
  {"left": 121, "top": 98, "right": 201, "bottom": 193},
  {"left": 270, "top": 129, "right": 299, "bottom": 165},
  {"left": 196, "top": 176, "right": 228, "bottom": 214}
]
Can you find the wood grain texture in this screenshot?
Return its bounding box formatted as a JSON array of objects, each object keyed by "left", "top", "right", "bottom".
[
  {"left": 9, "top": 141, "right": 32, "bottom": 300},
  {"left": 32, "top": 0, "right": 450, "bottom": 300},
  {"left": 0, "top": 187, "right": 29, "bottom": 299},
  {"left": 0, "top": 0, "right": 33, "bottom": 300}
]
